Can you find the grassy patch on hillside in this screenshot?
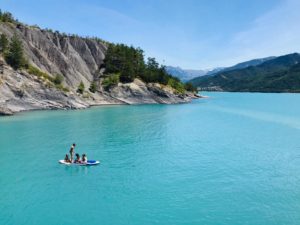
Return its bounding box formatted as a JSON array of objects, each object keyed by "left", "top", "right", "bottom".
[
  {"left": 102, "top": 73, "right": 120, "bottom": 90},
  {"left": 27, "top": 64, "right": 69, "bottom": 92}
]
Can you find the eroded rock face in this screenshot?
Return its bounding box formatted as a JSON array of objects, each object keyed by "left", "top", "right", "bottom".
[
  {"left": 0, "top": 23, "right": 106, "bottom": 89},
  {"left": 0, "top": 23, "right": 197, "bottom": 115},
  {"left": 0, "top": 59, "right": 125, "bottom": 114},
  {"left": 109, "top": 79, "right": 190, "bottom": 104}
]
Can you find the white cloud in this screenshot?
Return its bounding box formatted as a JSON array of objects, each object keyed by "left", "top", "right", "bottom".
[{"left": 224, "top": 0, "right": 300, "bottom": 65}]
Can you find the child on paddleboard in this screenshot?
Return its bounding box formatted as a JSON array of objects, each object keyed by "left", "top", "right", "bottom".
[
  {"left": 74, "top": 153, "right": 81, "bottom": 163},
  {"left": 82, "top": 154, "right": 87, "bottom": 163},
  {"left": 64, "top": 154, "right": 71, "bottom": 163}
]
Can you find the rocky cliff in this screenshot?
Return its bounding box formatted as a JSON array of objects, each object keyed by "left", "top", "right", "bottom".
[{"left": 0, "top": 22, "right": 198, "bottom": 115}]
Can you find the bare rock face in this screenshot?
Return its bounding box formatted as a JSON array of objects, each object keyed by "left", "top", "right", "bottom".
[
  {"left": 109, "top": 79, "right": 190, "bottom": 104},
  {"left": 0, "top": 23, "right": 106, "bottom": 89},
  {"left": 0, "top": 62, "right": 89, "bottom": 113},
  {"left": 0, "top": 23, "right": 196, "bottom": 115}
]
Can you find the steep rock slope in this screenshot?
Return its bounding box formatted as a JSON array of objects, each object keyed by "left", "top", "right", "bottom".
[{"left": 0, "top": 22, "right": 106, "bottom": 89}]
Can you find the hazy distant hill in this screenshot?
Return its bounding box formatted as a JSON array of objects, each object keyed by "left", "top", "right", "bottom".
[
  {"left": 204, "top": 67, "right": 225, "bottom": 76},
  {"left": 190, "top": 56, "right": 276, "bottom": 85},
  {"left": 190, "top": 53, "right": 300, "bottom": 92},
  {"left": 221, "top": 56, "right": 276, "bottom": 72},
  {"left": 167, "top": 57, "right": 274, "bottom": 82},
  {"left": 165, "top": 66, "right": 207, "bottom": 81}
]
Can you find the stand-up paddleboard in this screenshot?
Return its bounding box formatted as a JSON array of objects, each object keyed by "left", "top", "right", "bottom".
[{"left": 59, "top": 160, "right": 100, "bottom": 166}]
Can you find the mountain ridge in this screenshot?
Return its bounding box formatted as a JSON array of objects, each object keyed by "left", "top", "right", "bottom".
[
  {"left": 190, "top": 53, "right": 300, "bottom": 92},
  {"left": 165, "top": 66, "right": 208, "bottom": 82},
  {"left": 189, "top": 56, "right": 277, "bottom": 85},
  {"left": 167, "top": 57, "right": 275, "bottom": 82}
]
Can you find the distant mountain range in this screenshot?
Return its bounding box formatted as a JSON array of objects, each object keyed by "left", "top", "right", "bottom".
[
  {"left": 190, "top": 53, "right": 300, "bottom": 93},
  {"left": 166, "top": 57, "right": 275, "bottom": 82},
  {"left": 166, "top": 66, "right": 225, "bottom": 81},
  {"left": 165, "top": 66, "right": 208, "bottom": 82},
  {"left": 217, "top": 56, "right": 276, "bottom": 74}
]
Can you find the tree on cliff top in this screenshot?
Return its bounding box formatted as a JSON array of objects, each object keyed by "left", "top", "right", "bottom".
[
  {"left": 103, "top": 44, "right": 190, "bottom": 93},
  {"left": 0, "top": 10, "right": 15, "bottom": 23}
]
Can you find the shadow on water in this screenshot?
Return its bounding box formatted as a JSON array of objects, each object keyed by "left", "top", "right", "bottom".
[{"left": 62, "top": 164, "right": 90, "bottom": 175}]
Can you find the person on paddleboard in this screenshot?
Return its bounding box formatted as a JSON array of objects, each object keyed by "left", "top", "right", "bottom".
[
  {"left": 82, "top": 154, "right": 87, "bottom": 163},
  {"left": 74, "top": 153, "right": 81, "bottom": 163},
  {"left": 64, "top": 154, "right": 71, "bottom": 163},
  {"left": 69, "top": 143, "right": 76, "bottom": 162}
]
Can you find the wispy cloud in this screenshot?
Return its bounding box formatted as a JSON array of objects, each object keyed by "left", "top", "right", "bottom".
[
  {"left": 220, "top": 0, "right": 300, "bottom": 66},
  {"left": 153, "top": 0, "right": 300, "bottom": 69}
]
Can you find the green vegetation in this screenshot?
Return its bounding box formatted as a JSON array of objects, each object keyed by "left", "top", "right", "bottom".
[
  {"left": 141, "top": 58, "right": 169, "bottom": 84},
  {"left": 53, "top": 74, "right": 69, "bottom": 92},
  {"left": 0, "top": 9, "right": 198, "bottom": 95},
  {"left": 191, "top": 53, "right": 300, "bottom": 92},
  {"left": 77, "top": 81, "right": 85, "bottom": 94},
  {"left": 0, "top": 10, "right": 15, "bottom": 23},
  {"left": 0, "top": 26, "right": 69, "bottom": 92},
  {"left": 27, "top": 65, "right": 69, "bottom": 92},
  {"left": 5, "top": 34, "right": 26, "bottom": 69},
  {"left": 104, "top": 43, "right": 196, "bottom": 93},
  {"left": 29, "top": 24, "right": 40, "bottom": 29},
  {"left": 168, "top": 78, "right": 185, "bottom": 94},
  {"left": 53, "top": 74, "right": 64, "bottom": 85},
  {"left": 55, "top": 83, "right": 69, "bottom": 92},
  {"left": 27, "top": 64, "right": 53, "bottom": 81},
  {"left": 102, "top": 73, "right": 120, "bottom": 90},
  {"left": 0, "top": 34, "right": 8, "bottom": 53},
  {"left": 184, "top": 82, "right": 197, "bottom": 92},
  {"left": 104, "top": 43, "right": 147, "bottom": 81},
  {"left": 89, "top": 81, "right": 97, "bottom": 93}
]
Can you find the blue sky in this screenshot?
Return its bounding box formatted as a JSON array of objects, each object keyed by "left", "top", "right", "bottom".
[{"left": 1, "top": 0, "right": 300, "bottom": 69}]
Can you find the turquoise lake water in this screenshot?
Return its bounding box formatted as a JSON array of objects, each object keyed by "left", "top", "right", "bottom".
[{"left": 1, "top": 92, "right": 300, "bottom": 225}]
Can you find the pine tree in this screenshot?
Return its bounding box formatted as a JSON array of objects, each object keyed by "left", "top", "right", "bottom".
[
  {"left": 103, "top": 42, "right": 188, "bottom": 92},
  {"left": 89, "top": 82, "right": 97, "bottom": 93},
  {"left": 120, "top": 62, "right": 134, "bottom": 83},
  {"left": 5, "top": 34, "right": 25, "bottom": 69},
  {"left": 0, "top": 34, "right": 8, "bottom": 53},
  {"left": 1, "top": 12, "right": 14, "bottom": 23},
  {"left": 184, "top": 82, "right": 197, "bottom": 92}
]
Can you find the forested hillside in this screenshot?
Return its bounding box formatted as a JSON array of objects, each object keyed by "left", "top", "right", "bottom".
[{"left": 190, "top": 53, "right": 300, "bottom": 92}]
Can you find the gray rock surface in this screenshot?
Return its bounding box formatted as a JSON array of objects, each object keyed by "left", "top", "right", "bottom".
[{"left": 0, "top": 23, "right": 199, "bottom": 115}]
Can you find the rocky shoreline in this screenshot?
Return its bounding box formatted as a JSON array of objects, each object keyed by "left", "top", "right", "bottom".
[
  {"left": 0, "top": 96, "right": 201, "bottom": 116},
  {"left": 0, "top": 91, "right": 201, "bottom": 116},
  {"left": 0, "top": 62, "right": 201, "bottom": 116},
  {"left": 0, "top": 20, "right": 201, "bottom": 116}
]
